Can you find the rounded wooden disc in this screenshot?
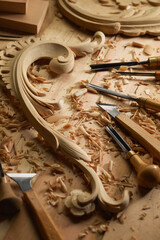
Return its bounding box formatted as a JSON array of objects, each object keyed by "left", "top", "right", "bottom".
[{"left": 57, "top": 0, "right": 160, "bottom": 36}]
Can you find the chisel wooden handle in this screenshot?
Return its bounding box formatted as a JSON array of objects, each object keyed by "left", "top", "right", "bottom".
[
  {"left": 138, "top": 97, "right": 160, "bottom": 112},
  {"left": 24, "top": 189, "right": 64, "bottom": 240},
  {"left": 116, "top": 113, "right": 160, "bottom": 162},
  {"left": 126, "top": 150, "right": 160, "bottom": 188},
  {"left": 0, "top": 178, "right": 22, "bottom": 217}
]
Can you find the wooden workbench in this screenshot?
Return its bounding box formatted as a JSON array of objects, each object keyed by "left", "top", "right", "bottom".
[{"left": 0, "top": 1, "right": 160, "bottom": 240}]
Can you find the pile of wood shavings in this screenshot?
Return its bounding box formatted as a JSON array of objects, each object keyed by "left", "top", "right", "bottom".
[{"left": 0, "top": 83, "right": 54, "bottom": 173}]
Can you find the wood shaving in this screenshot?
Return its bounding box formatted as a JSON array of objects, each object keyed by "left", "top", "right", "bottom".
[
  {"left": 131, "top": 41, "right": 144, "bottom": 48},
  {"left": 139, "top": 212, "right": 147, "bottom": 220},
  {"left": 117, "top": 212, "right": 127, "bottom": 224},
  {"left": 73, "top": 88, "right": 88, "bottom": 98},
  {"left": 44, "top": 163, "right": 65, "bottom": 174},
  {"left": 143, "top": 44, "right": 153, "bottom": 55},
  {"left": 142, "top": 205, "right": 150, "bottom": 210},
  {"left": 131, "top": 237, "right": 137, "bottom": 240}
]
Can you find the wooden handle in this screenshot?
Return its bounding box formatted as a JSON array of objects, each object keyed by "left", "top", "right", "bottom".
[
  {"left": 126, "top": 151, "right": 160, "bottom": 188},
  {"left": 24, "top": 189, "right": 64, "bottom": 240},
  {"left": 0, "top": 178, "right": 22, "bottom": 217},
  {"left": 138, "top": 97, "right": 160, "bottom": 112},
  {"left": 116, "top": 113, "right": 160, "bottom": 162}
]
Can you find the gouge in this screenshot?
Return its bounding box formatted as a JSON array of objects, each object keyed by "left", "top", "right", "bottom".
[
  {"left": 97, "top": 103, "right": 160, "bottom": 163},
  {"left": 90, "top": 56, "right": 160, "bottom": 71},
  {"left": 116, "top": 71, "right": 160, "bottom": 80},
  {"left": 88, "top": 83, "right": 160, "bottom": 112},
  {"left": 7, "top": 173, "right": 64, "bottom": 240},
  {"left": 106, "top": 125, "right": 160, "bottom": 188},
  {"left": 0, "top": 163, "right": 22, "bottom": 218}
]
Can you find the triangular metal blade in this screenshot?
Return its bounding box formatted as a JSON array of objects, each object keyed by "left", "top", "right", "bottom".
[
  {"left": 7, "top": 173, "right": 36, "bottom": 192},
  {"left": 96, "top": 103, "right": 119, "bottom": 117}
]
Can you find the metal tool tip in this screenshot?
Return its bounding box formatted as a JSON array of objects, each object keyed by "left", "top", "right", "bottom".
[{"left": 96, "top": 102, "right": 117, "bottom": 107}]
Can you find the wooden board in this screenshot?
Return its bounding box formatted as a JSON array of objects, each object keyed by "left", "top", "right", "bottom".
[
  {"left": 0, "top": 0, "right": 49, "bottom": 34},
  {"left": 0, "top": 0, "right": 29, "bottom": 14}
]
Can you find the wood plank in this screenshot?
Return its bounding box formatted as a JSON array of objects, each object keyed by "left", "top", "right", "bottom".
[
  {"left": 0, "top": 0, "right": 49, "bottom": 34},
  {"left": 0, "top": 0, "right": 29, "bottom": 14}
]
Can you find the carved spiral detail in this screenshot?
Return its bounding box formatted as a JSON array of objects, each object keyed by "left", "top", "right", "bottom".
[{"left": 0, "top": 35, "right": 130, "bottom": 216}]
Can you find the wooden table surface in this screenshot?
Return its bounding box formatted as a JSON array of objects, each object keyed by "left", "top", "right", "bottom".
[{"left": 0, "top": 1, "right": 160, "bottom": 240}]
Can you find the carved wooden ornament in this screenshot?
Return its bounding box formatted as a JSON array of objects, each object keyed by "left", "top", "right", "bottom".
[
  {"left": 0, "top": 32, "right": 130, "bottom": 216},
  {"left": 57, "top": 0, "right": 160, "bottom": 36}
]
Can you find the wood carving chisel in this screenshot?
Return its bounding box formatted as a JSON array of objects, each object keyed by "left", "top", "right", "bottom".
[
  {"left": 116, "top": 71, "right": 160, "bottom": 80},
  {"left": 106, "top": 125, "right": 160, "bottom": 188},
  {"left": 88, "top": 83, "right": 160, "bottom": 112},
  {"left": 90, "top": 56, "right": 160, "bottom": 71},
  {"left": 0, "top": 163, "right": 22, "bottom": 217},
  {"left": 6, "top": 173, "right": 64, "bottom": 240},
  {"left": 97, "top": 103, "right": 160, "bottom": 163}
]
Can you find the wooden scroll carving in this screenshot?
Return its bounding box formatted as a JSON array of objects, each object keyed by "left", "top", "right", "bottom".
[
  {"left": 57, "top": 0, "right": 160, "bottom": 36},
  {"left": 0, "top": 32, "right": 130, "bottom": 216}
]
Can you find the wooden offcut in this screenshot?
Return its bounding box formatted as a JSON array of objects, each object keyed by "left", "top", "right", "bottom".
[
  {"left": 0, "top": 0, "right": 29, "bottom": 14},
  {"left": 0, "top": 0, "right": 49, "bottom": 34}
]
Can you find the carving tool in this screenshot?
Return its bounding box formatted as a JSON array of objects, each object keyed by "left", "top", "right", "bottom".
[
  {"left": 90, "top": 56, "right": 160, "bottom": 71},
  {"left": 0, "top": 163, "right": 22, "bottom": 217},
  {"left": 88, "top": 83, "right": 160, "bottom": 112},
  {"left": 97, "top": 103, "right": 160, "bottom": 162},
  {"left": 6, "top": 173, "right": 64, "bottom": 240},
  {"left": 116, "top": 71, "right": 160, "bottom": 80},
  {"left": 106, "top": 125, "right": 160, "bottom": 188}
]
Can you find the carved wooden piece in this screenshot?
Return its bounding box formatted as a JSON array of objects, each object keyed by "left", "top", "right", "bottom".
[
  {"left": 57, "top": 0, "right": 160, "bottom": 36},
  {"left": 0, "top": 33, "right": 130, "bottom": 216}
]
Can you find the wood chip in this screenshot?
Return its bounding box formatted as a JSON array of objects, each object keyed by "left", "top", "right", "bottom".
[
  {"left": 132, "top": 41, "right": 144, "bottom": 48},
  {"left": 143, "top": 44, "right": 153, "bottom": 55}
]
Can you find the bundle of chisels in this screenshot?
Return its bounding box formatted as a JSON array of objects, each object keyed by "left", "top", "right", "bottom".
[{"left": 88, "top": 56, "right": 160, "bottom": 188}]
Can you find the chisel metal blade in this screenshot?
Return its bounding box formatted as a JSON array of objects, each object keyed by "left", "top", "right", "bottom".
[
  {"left": 90, "top": 84, "right": 160, "bottom": 112},
  {"left": 88, "top": 83, "right": 138, "bottom": 101},
  {"left": 97, "top": 102, "right": 160, "bottom": 162},
  {"left": 106, "top": 125, "right": 131, "bottom": 153}
]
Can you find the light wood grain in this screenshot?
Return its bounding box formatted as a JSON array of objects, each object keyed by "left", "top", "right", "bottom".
[{"left": 116, "top": 112, "right": 160, "bottom": 162}]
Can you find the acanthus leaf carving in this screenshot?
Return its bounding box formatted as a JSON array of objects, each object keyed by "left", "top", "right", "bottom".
[{"left": 0, "top": 33, "right": 130, "bottom": 216}]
